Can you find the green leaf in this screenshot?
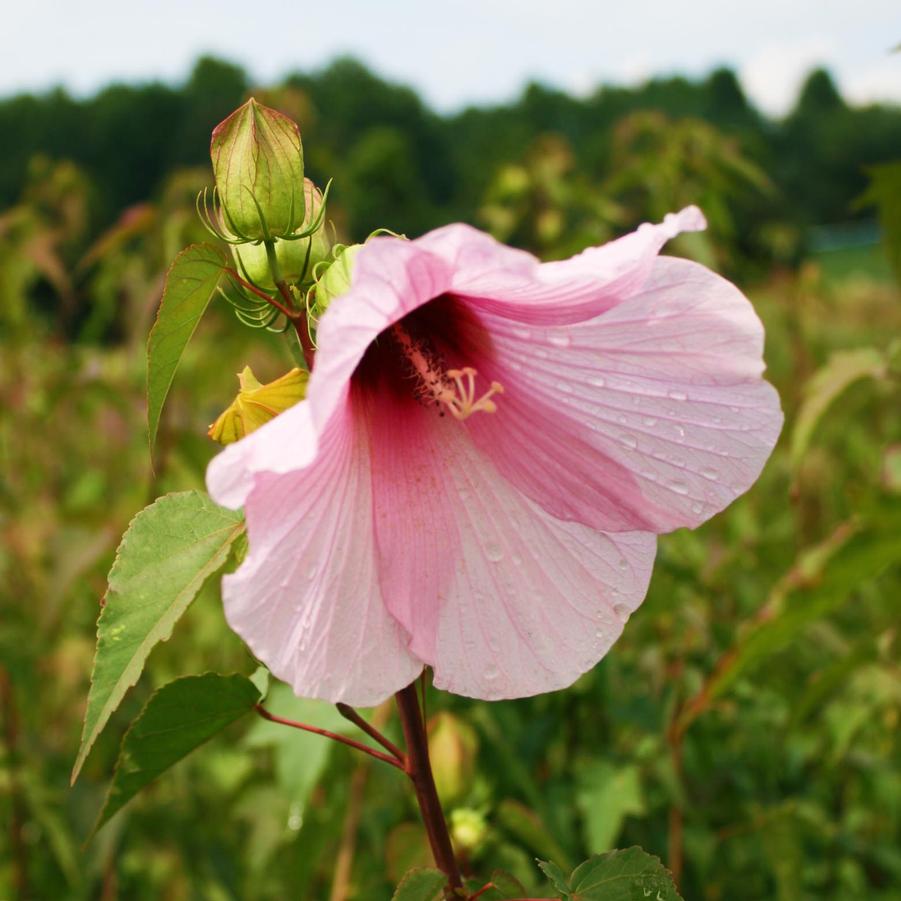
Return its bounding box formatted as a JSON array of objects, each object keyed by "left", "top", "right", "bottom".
[
  {"left": 497, "top": 799, "right": 574, "bottom": 872},
  {"left": 72, "top": 492, "right": 244, "bottom": 783},
  {"left": 147, "top": 242, "right": 225, "bottom": 452},
  {"left": 705, "top": 501, "right": 901, "bottom": 704},
  {"left": 537, "top": 859, "right": 570, "bottom": 894},
  {"left": 541, "top": 847, "right": 683, "bottom": 901},
  {"left": 858, "top": 161, "right": 901, "bottom": 284},
  {"left": 569, "top": 847, "right": 682, "bottom": 900},
  {"left": 390, "top": 867, "right": 447, "bottom": 901},
  {"left": 485, "top": 869, "right": 528, "bottom": 899},
  {"left": 92, "top": 673, "right": 260, "bottom": 834},
  {"left": 576, "top": 763, "right": 644, "bottom": 852},
  {"left": 790, "top": 347, "right": 886, "bottom": 470}
]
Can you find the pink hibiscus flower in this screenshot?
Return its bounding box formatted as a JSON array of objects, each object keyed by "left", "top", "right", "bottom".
[{"left": 207, "top": 207, "right": 782, "bottom": 705}]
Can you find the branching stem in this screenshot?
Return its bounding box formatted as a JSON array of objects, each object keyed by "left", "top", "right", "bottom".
[
  {"left": 336, "top": 703, "right": 405, "bottom": 761},
  {"left": 254, "top": 704, "right": 403, "bottom": 770}
]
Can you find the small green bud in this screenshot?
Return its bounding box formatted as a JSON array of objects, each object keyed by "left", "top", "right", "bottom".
[
  {"left": 313, "top": 243, "right": 362, "bottom": 311},
  {"left": 426, "top": 711, "right": 478, "bottom": 805},
  {"left": 231, "top": 179, "right": 332, "bottom": 288},
  {"left": 449, "top": 808, "right": 488, "bottom": 852},
  {"left": 211, "top": 97, "right": 304, "bottom": 240}
]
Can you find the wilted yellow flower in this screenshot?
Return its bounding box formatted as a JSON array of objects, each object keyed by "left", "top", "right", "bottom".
[{"left": 208, "top": 366, "right": 308, "bottom": 445}]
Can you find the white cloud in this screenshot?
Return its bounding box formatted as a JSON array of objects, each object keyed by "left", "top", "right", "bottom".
[
  {"left": 740, "top": 35, "right": 837, "bottom": 116},
  {"left": 843, "top": 52, "right": 901, "bottom": 106}
]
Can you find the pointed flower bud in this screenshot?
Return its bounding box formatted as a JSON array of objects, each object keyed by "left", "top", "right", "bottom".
[
  {"left": 208, "top": 366, "right": 308, "bottom": 445},
  {"left": 231, "top": 179, "right": 332, "bottom": 289},
  {"left": 211, "top": 98, "right": 305, "bottom": 240},
  {"left": 313, "top": 243, "right": 362, "bottom": 312}
]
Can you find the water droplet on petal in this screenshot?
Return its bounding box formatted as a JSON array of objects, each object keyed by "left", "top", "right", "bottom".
[
  {"left": 668, "top": 479, "right": 689, "bottom": 495},
  {"left": 548, "top": 333, "right": 571, "bottom": 348},
  {"left": 483, "top": 664, "right": 500, "bottom": 682},
  {"left": 643, "top": 416, "right": 658, "bottom": 426},
  {"left": 588, "top": 375, "right": 606, "bottom": 387},
  {"left": 484, "top": 542, "right": 504, "bottom": 563},
  {"left": 667, "top": 389, "right": 688, "bottom": 401},
  {"left": 512, "top": 326, "right": 531, "bottom": 339},
  {"left": 613, "top": 602, "right": 631, "bottom": 620},
  {"left": 619, "top": 433, "right": 638, "bottom": 449},
  {"left": 691, "top": 501, "right": 704, "bottom": 514},
  {"left": 700, "top": 466, "right": 719, "bottom": 481}
]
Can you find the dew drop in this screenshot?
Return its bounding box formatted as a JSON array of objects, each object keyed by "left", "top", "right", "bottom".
[
  {"left": 691, "top": 501, "right": 703, "bottom": 514},
  {"left": 588, "top": 375, "right": 606, "bottom": 387},
  {"left": 700, "top": 466, "right": 719, "bottom": 481},
  {"left": 668, "top": 479, "right": 689, "bottom": 495},
  {"left": 613, "top": 602, "right": 631, "bottom": 620},
  {"left": 675, "top": 425, "right": 686, "bottom": 441},
  {"left": 484, "top": 542, "right": 504, "bottom": 563},
  {"left": 548, "top": 333, "right": 571, "bottom": 348},
  {"left": 619, "top": 433, "right": 638, "bottom": 449},
  {"left": 642, "top": 416, "right": 658, "bottom": 427},
  {"left": 512, "top": 326, "right": 531, "bottom": 339},
  {"left": 617, "top": 557, "right": 629, "bottom": 569},
  {"left": 483, "top": 664, "right": 500, "bottom": 682},
  {"left": 667, "top": 389, "right": 688, "bottom": 401}
]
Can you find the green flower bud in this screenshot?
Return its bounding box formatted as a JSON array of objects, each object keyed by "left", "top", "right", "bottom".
[
  {"left": 211, "top": 97, "right": 304, "bottom": 240},
  {"left": 231, "top": 179, "right": 331, "bottom": 288},
  {"left": 313, "top": 243, "right": 362, "bottom": 311},
  {"left": 449, "top": 808, "right": 488, "bottom": 852},
  {"left": 426, "top": 711, "right": 478, "bottom": 805}
]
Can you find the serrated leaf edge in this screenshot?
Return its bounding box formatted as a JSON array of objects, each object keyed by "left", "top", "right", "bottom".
[{"left": 72, "top": 491, "right": 244, "bottom": 783}]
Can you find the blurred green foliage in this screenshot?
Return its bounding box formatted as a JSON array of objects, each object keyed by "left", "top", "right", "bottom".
[{"left": 1, "top": 58, "right": 900, "bottom": 900}]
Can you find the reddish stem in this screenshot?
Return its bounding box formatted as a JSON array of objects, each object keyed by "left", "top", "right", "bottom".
[
  {"left": 336, "top": 703, "right": 405, "bottom": 761},
  {"left": 0, "top": 667, "right": 28, "bottom": 897},
  {"left": 276, "top": 279, "right": 316, "bottom": 369},
  {"left": 254, "top": 704, "right": 403, "bottom": 770},
  {"left": 395, "top": 682, "right": 463, "bottom": 895},
  {"left": 223, "top": 268, "right": 297, "bottom": 320}
]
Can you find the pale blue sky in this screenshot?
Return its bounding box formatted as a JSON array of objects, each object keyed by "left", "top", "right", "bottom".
[{"left": 4, "top": 0, "right": 899, "bottom": 114}]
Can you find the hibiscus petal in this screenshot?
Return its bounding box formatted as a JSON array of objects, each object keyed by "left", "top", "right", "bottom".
[
  {"left": 460, "top": 256, "right": 783, "bottom": 533},
  {"left": 221, "top": 405, "right": 423, "bottom": 705},
  {"left": 207, "top": 238, "right": 453, "bottom": 508},
  {"left": 402, "top": 423, "right": 657, "bottom": 700},
  {"left": 362, "top": 390, "right": 460, "bottom": 664},
  {"left": 307, "top": 238, "right": 453, "bottom": 432},
  {"left": 418, "top": 207, "right": 706, "bottom": 326},
  {"left": 207, "top": 398, "right": 316, "bottom": 509}
]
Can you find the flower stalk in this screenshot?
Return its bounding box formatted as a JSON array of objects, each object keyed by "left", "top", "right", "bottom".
[{"left": 395, "top": 682, "right": 464, "bottom": 896}]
